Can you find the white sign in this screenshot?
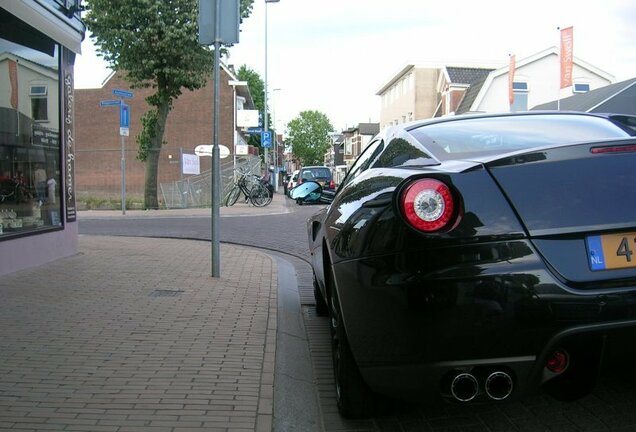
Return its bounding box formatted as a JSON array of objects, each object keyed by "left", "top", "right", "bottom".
[
  {"left": 236, "top": 110, "right": 260, "bottom": 127},
  {"left": 236, "top": 144, "right": 249, "bottom": 155},
  {"left": 119, "top": 127, "right": 129, "bottom": 136},
  {"left": 194, "top": 144, "right": 230, "bottom": 159},
  {"left": 182, "top": 153, "right": 200, "bottom": 175}
]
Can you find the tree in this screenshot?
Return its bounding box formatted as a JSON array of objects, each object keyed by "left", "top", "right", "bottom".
[
  {"left": 286, "top": 111, "right": 334, "bottom": 166},
  {"left": 84, "top": 0, "right": 254, "bottom": 209},
  {"left": 236, "top": 65, "right": 266, "bottom": 149}
]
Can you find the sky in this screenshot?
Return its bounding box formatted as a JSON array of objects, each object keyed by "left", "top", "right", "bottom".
[{"left": 75, "top": 0, "right": 636, "bottom": 132}]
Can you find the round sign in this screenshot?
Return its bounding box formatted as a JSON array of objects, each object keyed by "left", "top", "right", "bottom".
[{"left": 194, "top": 144, "right": 230, "bottom": 159}]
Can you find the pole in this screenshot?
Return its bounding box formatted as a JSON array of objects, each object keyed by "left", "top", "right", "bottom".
[
  {"left": 211, "top": 0, "right": 222, "bottom": 277},
  {"left": 121, "top": 135, "right": 126, "bottom": 215},
  {"left": 263, "top": 1, "right": 269, "bottom": 176}
]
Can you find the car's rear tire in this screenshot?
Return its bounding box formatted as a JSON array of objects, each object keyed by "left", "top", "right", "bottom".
[
  {"left": 328, "top": 271, "right": 378, "bottom": 418},
  {"left": 313, "top": 274, "right": 328, "bottom": 316}
]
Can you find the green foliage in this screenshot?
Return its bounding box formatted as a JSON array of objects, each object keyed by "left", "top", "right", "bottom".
[
  {"left": 286, "top": 111, "right": 334, "bottom": 166},
  {"left": 84, "top": 0, "right": 254, "bottom": 208},
  {"left": 236, "top": 65, "right": 266, "bottom": 148},
  {"left": 237, "top": 65, "right": 265, "bottom": 115}
]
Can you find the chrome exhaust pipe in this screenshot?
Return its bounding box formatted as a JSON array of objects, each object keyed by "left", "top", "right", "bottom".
[
  {"left": 485, "top": 371, "right": 513, "bottom": 400},
  {"left": 450, "top": 373, "right": 479, "bottom": 402}
]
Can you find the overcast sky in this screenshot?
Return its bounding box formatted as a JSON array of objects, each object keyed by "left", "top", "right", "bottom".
[{"left": 75, "top": 0, "right": 636, "bottom": 132}]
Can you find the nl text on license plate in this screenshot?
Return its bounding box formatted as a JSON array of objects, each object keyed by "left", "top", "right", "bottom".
[{"left": 586, "top": 232, "right": 636, "bottom": 271}]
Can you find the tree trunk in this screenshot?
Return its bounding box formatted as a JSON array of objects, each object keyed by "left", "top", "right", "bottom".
[{"left": 143, "top": 101, "right": 171, "bottom": 209}]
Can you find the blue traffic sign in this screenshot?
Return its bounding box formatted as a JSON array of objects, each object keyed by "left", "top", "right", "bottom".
[
  {"left": 247, "top": 127, "right": 263, "bottom": 133},
  {"left": 261, "top": 131, "right": 272, "bottom": 148},
  {"left": 113, "top": 89, "right": 134, "bottom": 98},
  {"left": 120, "top": 103, "right": 130, "bottom": 128},
  {"left": 99, "top": 99, "right": 121, "bottom": 107}
]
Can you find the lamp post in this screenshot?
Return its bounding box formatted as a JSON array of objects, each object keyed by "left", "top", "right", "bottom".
[
  {"left": 264, "top": 0, "right": 279, "bottom": 181},
  {"left": 271, "top": 87, "right": 281, "bottom": 192}
]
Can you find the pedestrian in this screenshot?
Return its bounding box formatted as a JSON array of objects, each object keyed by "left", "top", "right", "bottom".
[
  {"left": 47, "top": 176, "right": 57, "bottom": 204},
  {"left": 33, "top": 165, "right": 47, "bottom": 205}
]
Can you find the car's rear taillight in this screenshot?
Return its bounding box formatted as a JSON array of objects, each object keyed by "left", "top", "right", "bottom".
[
  {"left": 329, "top": 180, "right": 335, "bottom": 189},
  {"left": 400, "top": 179, "right": 456, "bottom": 232}
]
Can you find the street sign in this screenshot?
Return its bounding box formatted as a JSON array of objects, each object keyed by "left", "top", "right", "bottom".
[
  {"left": 120, "top": 127, "right": 129, "bottom": 137},
  {"left": 113, "top": 89, "right": 134, "bottom": 98},
  {"left": 120, "top": 103, "right": 130, "bottom": 128},
  {"left": 247, "top": 127, "right": 263, "bottom": 134},
  {"left": 99, "top": 99, "right": 121, "bottom": 107},
  {"left": 262, "top": 131, "right": 272, "bottom": 148},
  {"left": 198, "top": 0, "right": 240, "bottom": 45}
]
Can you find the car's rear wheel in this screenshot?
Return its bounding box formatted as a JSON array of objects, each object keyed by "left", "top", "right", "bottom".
[
  {"left": 328, "top": 270, "right": 378, "bottom": 418},
  {"left": 313, "top": 273, "right": 328, "bottom": 316}
]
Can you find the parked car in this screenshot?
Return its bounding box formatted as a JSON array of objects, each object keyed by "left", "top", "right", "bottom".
[
  {"left": 297, "top": 165, "right": 335, "bottom": 191},
  {"left": 304, "top": 112, "right": 636, "bottom": 418},
  {"left": 286, "top": 170, "right": 299, "bottom": 197}
]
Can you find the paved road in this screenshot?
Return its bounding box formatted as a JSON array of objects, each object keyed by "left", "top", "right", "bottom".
[{"left": 79, "top": 194, "right": 636, "bottom": 432}]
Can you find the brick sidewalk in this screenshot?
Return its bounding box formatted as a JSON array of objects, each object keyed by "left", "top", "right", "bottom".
[{"left": 0, "top": 236, "right": 277, "bottom": 432}]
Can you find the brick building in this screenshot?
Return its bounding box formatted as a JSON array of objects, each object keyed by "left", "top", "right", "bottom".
[{"left": 74, "top": 64, "right": 254, "bottom": 205}]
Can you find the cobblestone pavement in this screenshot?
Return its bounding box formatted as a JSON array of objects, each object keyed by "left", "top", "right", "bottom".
[
  {"left": 0, "top": 237, "right": 276, "bottom": 432},
  {"left": 77, "top": 193, "right": 636, "bottom": 431}
]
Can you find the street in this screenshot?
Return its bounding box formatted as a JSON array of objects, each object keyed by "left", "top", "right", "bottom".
[{"left": 78, "top": 195, "right": 636, "bottom": 432}]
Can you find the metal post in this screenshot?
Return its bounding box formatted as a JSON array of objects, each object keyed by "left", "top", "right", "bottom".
[
  {"left": 121, "top": 135, "right": 126, "bottom": 215},
  {"left": 263, "top": 1, "right": 269, "bottom": 176},
  {"left": 211, "top": 0, "right": 222, "bottom": 277}
]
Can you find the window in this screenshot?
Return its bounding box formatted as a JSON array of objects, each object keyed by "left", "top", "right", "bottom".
[
  {"left": 511, "top": 81, "right": 528, "bottom": 112},
  {"left": 0, "top": 13, "right": 62, "bottom": 239},
  {"left": 32, "top": 98, "right": 48, "bottom": 121},
  {"left": 573, "top": 83, "right": 590, "bottom": 93}
]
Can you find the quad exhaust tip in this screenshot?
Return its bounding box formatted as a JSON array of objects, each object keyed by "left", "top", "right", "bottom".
[
  {"left": 450, "top": 373, "right": 479, "bottom": 402},
  {"left": 484, "top": 371, "right": 513, "bottom": 401},
  {"left": 448, "top": 370, "right": 513, "bottom": 402}
]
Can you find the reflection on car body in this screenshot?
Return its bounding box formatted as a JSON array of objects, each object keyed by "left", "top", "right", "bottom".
[{"left": 304, "top": 111, "right": 636, "bottom": 418}]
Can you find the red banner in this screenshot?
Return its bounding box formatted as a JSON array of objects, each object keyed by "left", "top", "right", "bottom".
[
  {"left": 8, "top": 60, "right": 18, "bottom": 110},
  {"left": 560, "top": 26, "right": 574, "bottom": 89},
  {"left": 508, "top": 55, "right": 516, "bottom": 105}
]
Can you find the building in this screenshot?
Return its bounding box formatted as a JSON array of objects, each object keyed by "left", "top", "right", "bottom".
[
  {"left": 376, "top": 66, "right": 439, "bottom": 129},
  {"left": 74, "top": 64, "right": 255, "bottom": 206},
  {"left": 532, "top": 77, "right": 636, "bottom": 115},
  {"left": 376, "top": 47, "right": 615, "bottom": 127},
  {"left": 458, "top": 47, "right": 614, "bottom": 114},
  {"left": 0, "top": 0, "right": 85, "bottom": 276},
  {"left": 341, "top": 123, "right": 379, "bottom": 167}
]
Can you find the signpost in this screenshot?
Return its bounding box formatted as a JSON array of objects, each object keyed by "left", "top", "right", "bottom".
[
  {"left": 100, "top": 89, "right": 134, "bottom": 214},
  {"left": 199, "top": 0, "right": 240, "bottom": 278}
]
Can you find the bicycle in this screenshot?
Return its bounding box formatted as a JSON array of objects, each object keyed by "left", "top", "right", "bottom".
[
  {"left": 226, "top": 170, "right": 272, "bottom": 207},
  {"left": 0, "top": 178, "right": 31, "bottom": 204}
]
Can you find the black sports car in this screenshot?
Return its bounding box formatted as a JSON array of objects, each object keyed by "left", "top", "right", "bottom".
[{"left": 305, "top": 112, "right": 636, "bottom": 418}]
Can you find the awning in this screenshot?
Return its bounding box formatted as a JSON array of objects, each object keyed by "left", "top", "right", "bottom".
[{"left": 1, "top": 0, "right": 85, "bottom": 53}]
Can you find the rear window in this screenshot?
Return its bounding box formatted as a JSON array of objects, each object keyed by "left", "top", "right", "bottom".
[
  {"left": 409, "top": 114, "right": 632, "bottom": 160},
  {"left": 301, "top": 167, "right": 331, "bottom": 180}
]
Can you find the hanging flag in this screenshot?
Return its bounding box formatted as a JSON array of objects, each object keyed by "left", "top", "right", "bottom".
[
  {"left": 8, "top": 60, "right": 18, "bottom": 110},
  {"left": 560, "top": 26, "right": 574, "bottom": 89},
  {"left": 508, "top": 54, "right": 516, "bottom": 105}
]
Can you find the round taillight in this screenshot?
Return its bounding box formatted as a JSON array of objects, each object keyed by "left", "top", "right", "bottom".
[
  {"left": 401, "top": 179, "right": 455, "bottom": 232},
  {"left": 546, "top": 349, "right": 569, "bottom": 374}
]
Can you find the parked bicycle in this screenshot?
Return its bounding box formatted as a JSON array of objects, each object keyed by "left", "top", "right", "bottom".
[
  {"left": 225, "top": 169, "right": 272, "bottom": 207},
  {"left": 0, "top": 178, "right": 31, "bottom": 204}
]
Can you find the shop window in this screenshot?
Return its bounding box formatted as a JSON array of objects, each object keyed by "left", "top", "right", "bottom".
[{"left": 0, "top": 12, "right": 62, "bottom": 239}]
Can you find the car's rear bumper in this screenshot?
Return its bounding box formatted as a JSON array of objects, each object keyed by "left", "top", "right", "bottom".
[{"left": 331, "top": 241, "right": 636, "bottom": 401}]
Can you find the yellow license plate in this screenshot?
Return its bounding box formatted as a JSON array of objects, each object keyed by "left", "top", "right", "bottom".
[{"left": 586, "top": 232, "right": 636, "bottom": 271}]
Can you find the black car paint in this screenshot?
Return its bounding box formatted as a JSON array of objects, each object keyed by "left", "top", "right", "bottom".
[{"left": 308, "top": 112, "right": 636, "bottom": 404}]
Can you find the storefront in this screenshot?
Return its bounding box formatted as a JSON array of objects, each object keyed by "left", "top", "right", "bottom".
[{"left": 0, "top": 0, "right": 84, "bottom": 275}]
